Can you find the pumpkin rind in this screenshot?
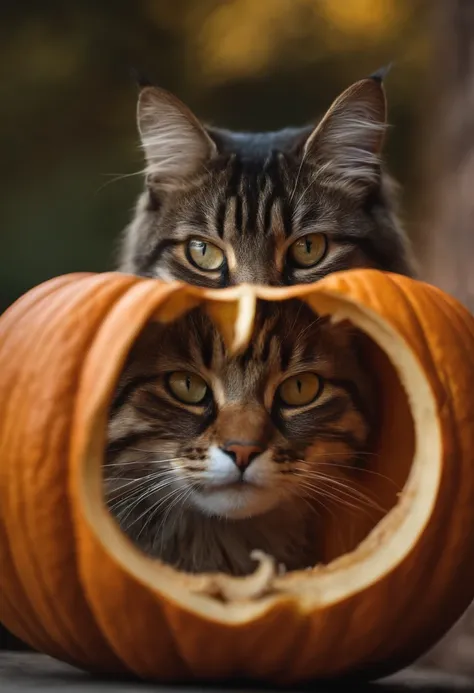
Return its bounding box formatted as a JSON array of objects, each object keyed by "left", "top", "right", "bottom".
[
  {"left": 0, "top": 269, "right": 473, "bottom": 683},
  {"left": 0, "top": 273, "right": 136, "bottom": 670}
]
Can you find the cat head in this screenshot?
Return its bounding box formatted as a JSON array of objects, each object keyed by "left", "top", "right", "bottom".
[
  {"left": 106, "top": 300, "right": 375, "bottom": 523},
  {"left": 119, "top": 74, "right": 415, "bottom": 285}
]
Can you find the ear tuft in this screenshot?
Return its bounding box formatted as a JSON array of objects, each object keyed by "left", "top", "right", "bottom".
[
  {"left": 137, "top": 87, "right": 217, "bottom": 189},
  {"left": 369, "top": 63, "right": 393, "bottom": 84},
  {"left": 303, "top": 78, "right": 387, "bottom": 194},
  {"left": 129, "top": 67, "right": 155, "bottom": 89}
]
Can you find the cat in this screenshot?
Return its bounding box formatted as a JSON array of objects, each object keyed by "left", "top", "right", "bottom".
[
  {"left": 118, "top": 72, "right": 416, "bottom": 285},
  {"left": 112, "top": 71, "right": 474, "bottom": 675},
  {"left": 105, "top": 299, "right": 376, "bottom": 575}
]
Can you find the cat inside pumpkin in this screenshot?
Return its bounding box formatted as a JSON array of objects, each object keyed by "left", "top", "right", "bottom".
[{"left": 103, "top": 298, "right": 395, "bottom": 576}]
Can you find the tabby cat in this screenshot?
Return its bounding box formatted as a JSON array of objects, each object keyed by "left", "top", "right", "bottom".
[
  {"left": 111, "top": 72, "right": 474, "bottom": 675},
  {"left": 105, "top": 300, "right": 376, "bottom": 575},
  {"left": 118, "top": 73, "right": 415, "bottom": 284}
]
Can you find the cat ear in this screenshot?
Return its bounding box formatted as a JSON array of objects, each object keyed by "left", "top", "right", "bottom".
[
  {"left": 302, "top": 77, "right": 387, "bottom": 194},
  {"left": 137, "top": 87, "right": 217, "bottom": 189}
]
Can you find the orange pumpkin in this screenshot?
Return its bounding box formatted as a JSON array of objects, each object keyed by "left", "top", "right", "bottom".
[{"left": 1, "top": 269, "right": 474, "bottom": 683}]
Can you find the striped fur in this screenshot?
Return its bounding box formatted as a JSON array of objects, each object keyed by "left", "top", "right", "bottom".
[
  {"left": 105, "top": 300, "right": 377, "bottom": 575},
  {"left": 118, "top": 76, "right": 416, "bottom": 285}
]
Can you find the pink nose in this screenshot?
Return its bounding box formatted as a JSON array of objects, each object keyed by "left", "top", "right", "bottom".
[{"left": 222, "top": 442, "right": 265, "bottom": 471}]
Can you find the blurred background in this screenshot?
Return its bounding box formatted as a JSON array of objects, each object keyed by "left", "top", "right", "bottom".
[
  {"left": 1, "top": 0, "right": 434, "bottom": 313},
  {"left": 1, "top": 0, "right": 474, "bottom": 671},
  {"left": 2, "top": 1, "right": 473, "bottom": 312}
]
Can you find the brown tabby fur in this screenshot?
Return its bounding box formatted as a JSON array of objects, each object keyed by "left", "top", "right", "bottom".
[
  {"left": 105, "top": 300, "right": 376, "bottom": 575},
  {"left": 118, "top": 75, "right": 416, "bottom": 284}
]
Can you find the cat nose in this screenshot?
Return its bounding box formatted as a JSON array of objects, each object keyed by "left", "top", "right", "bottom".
[{"left": 222, "top": 442, "right": 264, "bottom": 471}]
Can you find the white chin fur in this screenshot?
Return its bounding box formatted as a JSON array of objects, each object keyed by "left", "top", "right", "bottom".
[{"left": 188, "top": 446, "right": 280, "bottom": 520}]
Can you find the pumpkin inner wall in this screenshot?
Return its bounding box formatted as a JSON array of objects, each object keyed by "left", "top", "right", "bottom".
[
  {"left": 93, "top": 300, "right": 415, "bottom": 573},
  {"left": 319, "top": 334, "right": 415, "bottom": 564}
]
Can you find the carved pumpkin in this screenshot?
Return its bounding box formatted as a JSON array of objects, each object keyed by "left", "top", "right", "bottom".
[{"left": 1, "top": 269, "right": 474, "bottom": 683}]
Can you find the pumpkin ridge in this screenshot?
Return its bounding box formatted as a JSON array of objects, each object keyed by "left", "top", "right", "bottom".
[
  {"left": 390, "top": 277, "right": 466, "bottom": 422},
  {"left": 0, "top": 520, "right": 67, "bottom": 658},
  {"left": 0, "top": 276, "right": 106, "bottom": 659},
  {"left": 401, "top": 283, "right": 472, "bottom": 418},
  {"left": 426, "top": 281, "right": 474, "bottom": 352},
  {"left": 24, "top": 278, "right": 137, "bottom": 663},
  {"left": 386, "top": 278, "right": 443, "bottom": 394},
  {"left": 357, "top": 279, "right": 474, "bottom": 674},
  {"left": 1, "top": 276, "right": 137, "bottom": 667}
]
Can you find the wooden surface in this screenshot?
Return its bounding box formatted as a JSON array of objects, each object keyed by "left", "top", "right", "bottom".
[{"left": 0, "top": 653, "right": 473, "bottom": 692}]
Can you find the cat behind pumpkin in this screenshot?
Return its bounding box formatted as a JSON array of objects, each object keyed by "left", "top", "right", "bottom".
[{"left": 119, "top": 73, "right": 415, "bottom": 286}]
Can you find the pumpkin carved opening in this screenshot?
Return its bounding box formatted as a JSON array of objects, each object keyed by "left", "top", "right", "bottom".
[
  {"left": 75, "top": 283, "right": 437, "bottom": 612},
  {"left": 4, "top": 272, "right": 474, "bottom": 680}
]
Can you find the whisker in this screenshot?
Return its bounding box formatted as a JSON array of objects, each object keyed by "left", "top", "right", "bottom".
[
  {"left": 105, "top": 476, "right": 171, "bottom": 501},
  {"left": 298, "top": 472, "right": 388, "bottom": 514},
  {"left": 111, "top": 485, "right": 168, "bottom": 519},
  {"left": 104, "top": 456, "right": 183, "bottom": 467},
  {"left": 94, "top": 169, "right": 146, "bottom": 195},
  {"left": 293, "top": 460, "right": 397, "bottom": 487},
  {"left": 158, "top": 486, "right": 194, "bottom": 552},
  {"left": 299, "top": 468, "right": 392, "bottom": 509},
  {"left": 128, "top": 493, "right": 172, "bottom": 540},
  {"left": 298, "top": 480, "right": 364, "bottom": 514},
  {"left": 316, "top": 478, "right": 387, "bottom": 515},
  {"left": 297, "top": 476, "right": 384, "bottom": 527},
  {"left": 104, "top": 472, "right": 190, "bottom": 496},
  {"left": 112, "top": 477, "right": 181, "bottom": 521},
  {"left": 130, "top": 485, "right": 196, "bottom": 547},
  {"left": 123, "top": 449, "right": 182, "bottom": 456},
  {"left": 104, "top": 468, "right": 187, "bottom": 495},
  {"left": 125, "top": 485, "right": 187, "bottom": 532},
  {"left": 295, "top": 493, "right": 322, "bottom": 520},
  {"left": 136, "top": 485, "right": 189, "bottom": 542},
  {"left": 296, "top": 487, "right": 348, "bottom": 554},
  {"left": 159, "top": 487, "right": 198, "bottom": 557},
  {"left": 104, "top": 460, "right": 178, "bottom": 479},
  {"left": 302, "top": 452, "right": 379, "bottom": 459}
]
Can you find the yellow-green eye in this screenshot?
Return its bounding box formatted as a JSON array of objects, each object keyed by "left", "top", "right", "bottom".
[
  {"left": 187, "top": 238, "right": 225, "bottom": 271},
  {"left": 288, "top": 233, "right": 327, "bottom": 268},
  {"left": 278, "top": 373, "right": 322, "bottom": 407},
  {"left": 167, "top": 372, "right": 209, "bottom": 405}
]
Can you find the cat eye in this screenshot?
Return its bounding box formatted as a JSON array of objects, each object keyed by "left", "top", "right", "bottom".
[
  {"left": 186, "top": 238, "right": 225, "bottom": 272},
  {"left": 166, "top": 371, "right": 209, "bottom": 405},
  {"left": 278, "top": 373, "right": 322, "bottom": 407},
  {"left": 288, "top": 233, "right": 328, "bottom": 268}
]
